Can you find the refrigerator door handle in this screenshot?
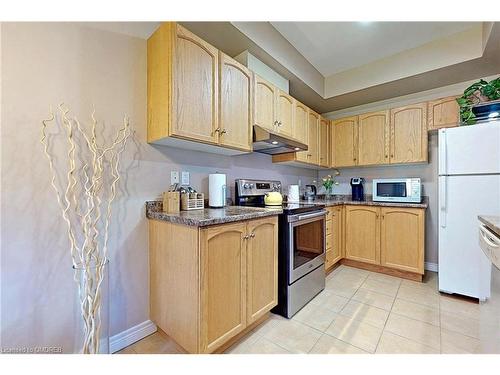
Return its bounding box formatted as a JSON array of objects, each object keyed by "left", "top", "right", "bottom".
[
  {"left": 439, "top": 129, "right": 447, "bottom": 175},
  {"left": 439, "top": 177, "right": 447, "bottom": 228}
]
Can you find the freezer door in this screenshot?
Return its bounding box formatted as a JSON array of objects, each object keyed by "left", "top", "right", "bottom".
[
  {"left": 439, "top": 122, "right": 500, "bottom": 176},
  {"left": 438, "top": 174, "right": 500, "bottom": 300}
]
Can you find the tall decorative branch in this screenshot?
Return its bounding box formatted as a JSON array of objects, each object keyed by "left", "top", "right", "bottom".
[{"left": 41, "top": 104, "right": 131, "bottom": 353}]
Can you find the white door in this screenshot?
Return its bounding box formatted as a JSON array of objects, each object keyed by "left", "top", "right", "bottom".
[
  {"left": 439, "top": 122, "right": 500, "bottom": 176},
  {"left": 438, "top": 174, "right": 500, "bottom": 300}
]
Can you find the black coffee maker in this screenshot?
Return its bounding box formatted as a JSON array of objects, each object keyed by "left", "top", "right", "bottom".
[{"left": 350, "top": 177, "right": 365, "bottom": 201}]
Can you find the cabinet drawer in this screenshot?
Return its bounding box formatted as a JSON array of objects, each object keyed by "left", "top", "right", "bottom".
[
  {"left": 325, "top": 249, "right": 334, "bottom": 270},
  {"left": 326, "top": 233, "right": 333, "bottom": 250},
  {"left": 326, "top": 221, "right": 332, "bottom": 235}
]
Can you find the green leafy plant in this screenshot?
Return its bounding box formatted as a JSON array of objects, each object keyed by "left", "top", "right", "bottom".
[
  {"left": 322, "top": 170, "right": 340, "bottom": 194},
  {"left": 456, "top": 76, "right": 500, "bottom": 125}
]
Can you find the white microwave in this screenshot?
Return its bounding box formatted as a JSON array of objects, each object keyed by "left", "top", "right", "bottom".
[{"left": 372, "top": 178, "right": 422, "bottom": 203}]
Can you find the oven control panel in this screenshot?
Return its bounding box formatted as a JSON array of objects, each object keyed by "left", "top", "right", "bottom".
[{"left": 235, "top": 179, "right": 282, "bottom": 197}]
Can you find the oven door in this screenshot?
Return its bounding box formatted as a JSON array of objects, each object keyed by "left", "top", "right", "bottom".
[{"left": 287, "top": 210, "right": 326, "bottom": 283}]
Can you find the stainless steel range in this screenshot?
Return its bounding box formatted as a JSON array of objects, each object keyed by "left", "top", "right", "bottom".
[{"left": 235, "top": 179, "right": 326, "bottom": 318}]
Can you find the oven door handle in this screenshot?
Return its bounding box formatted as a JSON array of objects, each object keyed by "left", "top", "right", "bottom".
[{"left": 288, "top": 210, "right": 326, "bottom": 222}]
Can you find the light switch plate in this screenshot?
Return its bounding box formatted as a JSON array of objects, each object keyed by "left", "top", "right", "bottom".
[
  {"left": 170, "top": 171, "right": 179, "bottom": 185},
  {"left": 181, "top": 171, "right": 190, "bottom": 185}
]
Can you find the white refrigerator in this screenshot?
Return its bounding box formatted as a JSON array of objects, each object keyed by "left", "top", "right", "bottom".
[{"left": 438, "top": 122, "right": 500, "bottom": 301}]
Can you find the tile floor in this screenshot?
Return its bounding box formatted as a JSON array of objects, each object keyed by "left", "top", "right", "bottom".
[{"left": 118, "top": 265, "right": 500, "bottom": 354}]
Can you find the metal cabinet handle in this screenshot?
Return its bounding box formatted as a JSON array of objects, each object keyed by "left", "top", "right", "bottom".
[
  {"left": 243, "top": 235, "right": 249, "bottom": 240},
  {"left": 214, "top": 127, "right": 221, "bottom": 133},
  {"left": 221, "top": 129, "right": 227, "bottom": 135},
  {"left": 250, "top": 233, "right": 255, "bottom": 238}
]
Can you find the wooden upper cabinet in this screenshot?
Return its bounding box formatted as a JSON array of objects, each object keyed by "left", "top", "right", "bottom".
[
  {"left": 358, "top": 111, "right": 389, "bottom": 166},
  {"left": 172, "top": 24, "right": 219, "bottom": 143},
  {"left": 427, "top": 96, "right": 460, "bottom": 131},
  {"left": 254, "top": 75, "right": 276, "bottom": 132},
  {"left": 331, "top": 116, "right": 358, "bottom": 167},
  {"left": 276, "top": 90, "right": 294, "bottom": 137},
  {"left": 390, "top": 103, "right": 428, "bottom": 164},
  {"left": 294, "top": 101, "right": 309, "bottom": 162},
  {"left": 219, "top": 53, "right": 253, "bottom": 151},
  {"left": 307, "top": 111, "right": 320, "bottom": 165},
  {"left": 345, "top": 206, "right": 380, "bottom": 265},
  {"left": 246, "top": 217, "right": 278, "bottom": 324},
  {"left": 380, "top": 208, "right": 425, "bottom": 274},
  {"left": 200, "top": 222, "right": 247, "bottom": 353},
  {"left": 319, "top": 117, "right": 330, "bottom": 167}
]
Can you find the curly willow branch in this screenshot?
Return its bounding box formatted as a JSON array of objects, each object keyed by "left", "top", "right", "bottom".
[{"left": 40, "top": 105, "right": 131, "bottom": 353}]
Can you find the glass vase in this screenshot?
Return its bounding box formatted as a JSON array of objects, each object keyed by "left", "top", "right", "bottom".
[
  {"left": 72, "top": 259, "right": 109, "bottom": 354},
  {"left": 324, "top": 186, "right": 333, "bottom": 200}
]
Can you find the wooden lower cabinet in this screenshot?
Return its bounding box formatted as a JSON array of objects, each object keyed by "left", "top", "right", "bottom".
[
  {"left": 200, "top": 222, "right": 247, "bottom": 353},
  {"left": 149, "top": 216, "right": 278, "bottom": 354},
  {"left": 343, "top": 205, "right": 425, "bottom": 277},
  {"left": 380, "top": 207, "right": 425, "bottom": 274},
  {"left": 325, "top": 206, "right": 343, "bottom": 271},
  {"left": 345, "top": 206, "right": 380, "bottom": 265},
  {"left": 331, "top": 206, "right": 344, "bottom": 264},
  {"left": 246, "top": 218, "right": 278, "bottom": 324}
]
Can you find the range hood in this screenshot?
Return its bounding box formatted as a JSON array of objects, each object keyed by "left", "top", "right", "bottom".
[{"left": 252, "top": 125, "right": 308, "bottom": 155}]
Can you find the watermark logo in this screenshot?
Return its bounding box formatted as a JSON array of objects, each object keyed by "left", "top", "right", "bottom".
[{"left": 1, "top": 346, "right": 63, "bottom": 354}]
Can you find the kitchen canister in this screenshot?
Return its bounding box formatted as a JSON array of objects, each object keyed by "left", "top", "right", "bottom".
[
  {"left": 209, "top": 173, "right": 227, "bottom": 208},
  {"left": 287, "top": 185, "right": 300, "bottom": 202}
]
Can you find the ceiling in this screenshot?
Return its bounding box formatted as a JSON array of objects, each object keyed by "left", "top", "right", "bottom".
[{"left": 270, "top": 22, "right": 479, "bottom": 76}]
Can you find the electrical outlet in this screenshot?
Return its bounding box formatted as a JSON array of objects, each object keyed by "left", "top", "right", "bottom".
[
  {"left": 181, "top": 171, "right": 190, "bottom": 186},
  {"left": 170, "top": 171, "right": 179, "bottom": 185}
]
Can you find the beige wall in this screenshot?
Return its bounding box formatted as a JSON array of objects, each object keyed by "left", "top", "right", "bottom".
[{"left": 0, "top": 22, "right": 316, "bottom": 352}]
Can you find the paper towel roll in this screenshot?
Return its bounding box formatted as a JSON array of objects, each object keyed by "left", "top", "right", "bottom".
[
  {"left": 209, "top": 173, "right": 226, "bottom": 208},
  {"left": 288, "top": 185, "right": 299, "bottom": 202}
]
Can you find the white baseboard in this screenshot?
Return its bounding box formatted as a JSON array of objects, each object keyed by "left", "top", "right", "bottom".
[
  {"left": 110, "top": 320, "right": 157, "bottom": 353},
  {"left": 425, "top": 262, "right": 438, "bottom": 272}
]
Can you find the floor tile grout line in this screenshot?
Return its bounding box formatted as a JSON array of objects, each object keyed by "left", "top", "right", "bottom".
[
  {"left": 373, "top": 276, "right": 402, "bottom": 352},
  {"left": 323, "top": 267, "right": 381, "bottom": 353},
  {"left": 379, "top": 329, "right": 441, "bottom": 353},
  {"left": 321, "top": 330, "right": 373, "bottom": 354}
]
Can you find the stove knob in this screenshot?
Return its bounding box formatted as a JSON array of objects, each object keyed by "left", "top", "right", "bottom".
[
  {"left": 249, "top": 183, "right": 254, "bottom": 188},
  {"left": 243, "top": 183, "right": 250, "bottom": 189}
]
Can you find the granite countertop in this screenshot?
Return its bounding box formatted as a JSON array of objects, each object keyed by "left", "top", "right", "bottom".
[
  {"left": 479, "top": 215, "right": 500, "bottom": 237},
  {"left": 297, "top": 194, "right": 429, "bottom": 209},
  {"left": 146, "top": 201, "right": 282, "bottom": 227}
]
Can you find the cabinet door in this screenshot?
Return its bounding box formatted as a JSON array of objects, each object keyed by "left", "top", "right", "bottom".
[
  {"left": 200, "top": 222, "right": 247, "bottom": 353},
  {"left": 246, "top": 217, "right": 278, "bottom": 324},
  {"left": 427, "top": 96, "right": 460, "bottom": 131},
  {"left": 219, "top": 53, "right": 253, "bottom": 151},
  {"left": 254, "top": 75, "right": 276, "bottom": 132},
  {"left": 331, "top": 116, "right": 358, "bottom": 167},
  {"left": 358, "top": 111, "right": 389, "bottom": 166},
  {"left": 331, "top": 206, "right": 343, "bottom": 264},
  {"left": 307, "top": 110, "right": 320, "bottom": 165},
  {"left": 319, "top": 118, "right": 330, "bottom": 167},
  {"left": 345, "top": 206, "right": 380, "bottom": 265},
  {"left": 380, "top": 208, "right": 425, "bottom": 274},
  {"left": 276, "top": 90, "right": 294, "bottom": 137},
  {"left": 390, "top": 103, "right": 427, "bottom": 164},
  {"left": 172, "top": 24, "right": 218, "bottom": 143},
  {"left": 294, "top": 102, "right": 309, "bottom": 162}
]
